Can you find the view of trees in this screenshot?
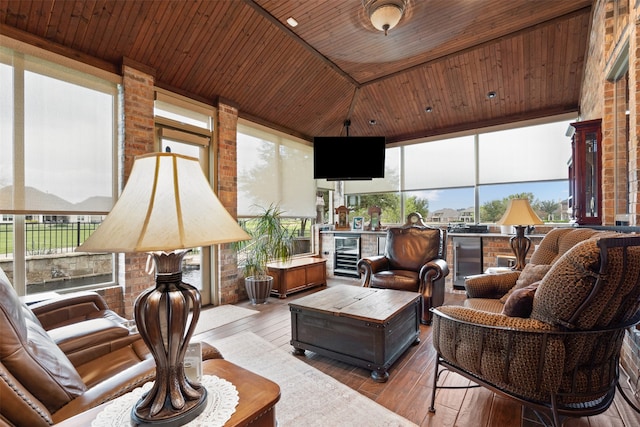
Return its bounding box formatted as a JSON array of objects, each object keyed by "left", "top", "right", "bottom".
[
  {"left": 336, "top": 191, "right": 562, "bottom": 225},
  {"left": 347, "top": 194, "right": 429, "bottom": 225}
]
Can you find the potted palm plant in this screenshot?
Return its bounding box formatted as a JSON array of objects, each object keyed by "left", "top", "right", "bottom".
[{"left": 236, "top": 204, "right": 296, "bottom": 304}]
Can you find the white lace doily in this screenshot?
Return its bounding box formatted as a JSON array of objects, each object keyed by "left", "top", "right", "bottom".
[{"left": 91, "top": 375, "right": 239, "bottom": 427}]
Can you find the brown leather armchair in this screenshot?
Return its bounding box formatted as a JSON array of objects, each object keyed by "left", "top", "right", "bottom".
[
  {"left": 357, "top": 213, "right": 449, "bottom": 325},
  {"left": 0, "top": 267, "right": 222, "bottom": 426}
]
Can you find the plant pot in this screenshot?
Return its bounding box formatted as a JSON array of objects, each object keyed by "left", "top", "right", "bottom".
[{"left": 245, "top": 276, "right": 273, "bottom": 305}]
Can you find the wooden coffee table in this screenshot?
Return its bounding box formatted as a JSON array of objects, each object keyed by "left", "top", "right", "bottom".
[
  {"left": 54, "top": 359, "right": 280, "bottom": 426},
  {"left": 289, "top": 285, "right": 421, "bottom": 382}
]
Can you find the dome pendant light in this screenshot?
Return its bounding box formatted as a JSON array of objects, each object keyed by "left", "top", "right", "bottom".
[{"left": 365, "top": 0, "right": 407, "bottom": 36}]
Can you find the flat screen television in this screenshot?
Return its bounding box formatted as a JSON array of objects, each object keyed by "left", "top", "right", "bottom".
[{"left": 313, "top": 136, "right": 386, "bottom": 180}]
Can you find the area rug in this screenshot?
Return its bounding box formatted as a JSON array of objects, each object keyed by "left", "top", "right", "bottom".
[
  {"left": 192, "top": 305, "right": 258, "bottom": 335},
  {"left": 206, "top": 332, "right": 417, "bottom": 427}
]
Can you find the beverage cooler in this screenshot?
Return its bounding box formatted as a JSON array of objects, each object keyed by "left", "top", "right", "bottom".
[
  {"left": 334, "top": 234, "right": 360, "bottom": 277},
  {"left": 452, "top": 236, "right": 483, "bottom": 289}
]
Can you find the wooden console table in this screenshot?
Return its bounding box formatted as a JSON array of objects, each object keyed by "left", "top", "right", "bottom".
[
  {"left": 267, "top": 257, "right": 326, "bottom": 299},
  {"left": 55, "top": 359, "right": 280, "bottom": 426}
]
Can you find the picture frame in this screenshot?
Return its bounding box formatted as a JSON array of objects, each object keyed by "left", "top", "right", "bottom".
[
  {"left": 352, "top": 216, "right": 364, "bottom": 230},
  {"left": 335, "top": 205, "right": 350, "bottom": 230}
]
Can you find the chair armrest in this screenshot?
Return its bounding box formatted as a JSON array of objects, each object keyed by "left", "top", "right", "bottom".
[
  {"left": 30, "top": 291, "right": 118, "bottom": 330},
  {"left": 51, "top": 358, "right": 157, "bottom": 423},
  {"left": 418, "top": 258, "right": 449, "bottom": 289},
  {"left": 464, "top": 270, "right": 521, "bottom": 298},
  {"left": 357, "top": 255, "right": 389, "bottom": 287}
]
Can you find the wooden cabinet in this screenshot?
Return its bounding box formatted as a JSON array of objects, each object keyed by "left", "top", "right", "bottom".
[
  {"left": 569, "top": 119, "right": 602, "bottom": 225},
  {"left": 267, "top": 257, "right": 327, "bottom": 298}
]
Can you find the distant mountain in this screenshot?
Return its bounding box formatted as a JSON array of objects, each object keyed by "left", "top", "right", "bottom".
[
  {"left": 75, "top": 196, "right": 113, "bottom": 213},
  {"left": 0, "top": 186, "right": 112, "bottom": 213}
]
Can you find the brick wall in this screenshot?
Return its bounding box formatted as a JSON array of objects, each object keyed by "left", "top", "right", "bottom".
[
  {"left": 583, "top": 0, "right": 640, "bottom": 400},
  {"left": 215, "top": 101, "right": 243, "bottom": 304},
  {"left": 120, "top": 62, "right": 156, "bottom": 318}
]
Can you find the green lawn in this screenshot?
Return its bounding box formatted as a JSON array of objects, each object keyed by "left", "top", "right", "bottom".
[{"left": 0, "top": 222, "right": 97, "bottom": 255}]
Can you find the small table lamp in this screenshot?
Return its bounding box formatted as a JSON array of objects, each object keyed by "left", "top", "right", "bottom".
[
  {"left": 496, "top": 198, "right": 543, "bottom": 271},
  {"left": 77, "top": 153, "right": 249, "bottom": 426}
]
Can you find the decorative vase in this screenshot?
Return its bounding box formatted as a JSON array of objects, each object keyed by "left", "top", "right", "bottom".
[{"left": 245, "top": 276, "right": 273, "bottom": 305}]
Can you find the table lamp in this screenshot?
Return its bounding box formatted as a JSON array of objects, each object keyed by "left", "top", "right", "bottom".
[
  {"left": 77, "top": 152, "right": 249, "bottom": 426},
  {"left": 496, "top": 198, "right": 543, "bottom": 271}
]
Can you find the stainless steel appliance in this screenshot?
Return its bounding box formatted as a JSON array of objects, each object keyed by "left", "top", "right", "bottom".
[{"left": 334, "top": 234, "right": 360, "bottom": 277}]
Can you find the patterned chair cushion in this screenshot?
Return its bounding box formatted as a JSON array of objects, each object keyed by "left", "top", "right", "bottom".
[{"left": 531, "top": 238, "right": 603, "bottom": 329}]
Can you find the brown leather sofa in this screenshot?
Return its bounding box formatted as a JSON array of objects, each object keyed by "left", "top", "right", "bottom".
[
  {"left": 0, "top": 267, "right": 221, "bottom": 426},
  {"left": 357, "top": 214, "right": 449, "bottom": 325}
]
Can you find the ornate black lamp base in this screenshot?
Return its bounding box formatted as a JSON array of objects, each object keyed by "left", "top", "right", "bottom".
[
  {"left": 131, "top": 390, "right": 207, "bottom": 426},
  {"left": 509, "top": 225, "right": 531, "bottom": 271},
  {"left": 131, "top": 250, "right": 206, "bottom": 426}
]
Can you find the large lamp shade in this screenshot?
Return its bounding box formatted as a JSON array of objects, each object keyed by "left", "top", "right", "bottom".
[{"left": 496, "top": 198, "right": 543, "bottom": 271}]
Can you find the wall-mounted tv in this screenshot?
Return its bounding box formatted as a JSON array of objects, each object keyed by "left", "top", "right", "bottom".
[{"left": 313, "top": 136, "right": 386, "bottom": 180}]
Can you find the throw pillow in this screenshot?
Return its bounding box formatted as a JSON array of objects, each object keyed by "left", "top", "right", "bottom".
[
  {"left": 502, "top": 282, "right": 540, "bottom": 318},
  {"left": 499, "top": 263, "right": 552, "bottom": 303}
]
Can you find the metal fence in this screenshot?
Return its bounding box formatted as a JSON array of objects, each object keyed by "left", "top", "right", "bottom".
[{"left": 0, "top": 221, "right": 100, "bottom": 257}]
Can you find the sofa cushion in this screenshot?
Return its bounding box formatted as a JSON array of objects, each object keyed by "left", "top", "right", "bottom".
[
  {"left": 499, "top": 263, "right": 551, "bottom": 303},
  {"left": 502, "top": 282, "right": 540, "bottom": 318}
]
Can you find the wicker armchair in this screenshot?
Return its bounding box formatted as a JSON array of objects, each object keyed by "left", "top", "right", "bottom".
[{"left": 429, "top": 235, "right": 640, "bottom": 426}]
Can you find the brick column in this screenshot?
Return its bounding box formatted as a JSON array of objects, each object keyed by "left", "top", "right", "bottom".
[
  {"left": 630, "top": 7, "right": 640, "bottom": 224},
  {"left": 215, "top": 100, "right": 244, "bottom": 304},
  {"left": 120, "top": 60, "right": 156, "bottom": 317}
]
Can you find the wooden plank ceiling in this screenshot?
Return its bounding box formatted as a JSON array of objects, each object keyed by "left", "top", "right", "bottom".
[{"left": 0, "top": 0, "right": 592, "bottom": 144}]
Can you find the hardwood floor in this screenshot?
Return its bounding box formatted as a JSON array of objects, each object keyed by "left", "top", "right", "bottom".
[{"left": 195, "top": 277, "right": 640, "bottom": 427}]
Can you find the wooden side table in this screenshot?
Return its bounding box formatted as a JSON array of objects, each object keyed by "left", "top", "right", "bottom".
[
  {"left": 54, "top": 359, "right": 280, "bottom": 426},
  {"left": 267, "top": 257, "right": 327, "bottom": 298}
]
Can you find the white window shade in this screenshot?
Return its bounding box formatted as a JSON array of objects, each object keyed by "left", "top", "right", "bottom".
[
  {"left": 478, "top": 121, "right": 572, "bottom": 185},
  {"left": 0, "top": 47, "right": 116, "bottom": 215},
  {"left": 344, "top": 147, "right": 400, "bottom": 194},
  {"left": 402, "top": 136, "right": 475, "bottom": 191},
  {"left": 237, "top": 123, "right": 315, "bottom": 217}
]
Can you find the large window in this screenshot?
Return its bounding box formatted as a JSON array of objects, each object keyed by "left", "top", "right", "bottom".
[
  {"left": 343, "top": 116, "right": 574, "bottom": 224},
  {"left": 0, "top": 43, "right": 118, "bottom": 295},
  {"left": 237, "top": 121, "right": 316, "bottom": 255}
]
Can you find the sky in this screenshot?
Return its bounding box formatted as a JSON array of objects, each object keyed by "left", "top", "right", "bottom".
[{"left": 420, "top": 180, "right": 569, "bottom": 212}]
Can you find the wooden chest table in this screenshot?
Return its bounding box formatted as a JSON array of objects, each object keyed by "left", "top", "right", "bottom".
[
  {"left": 289, "top": 285, "right": 421, "bottom": 382},
  {"left": 267, "top": 257, "right": 327, "bottom": 298}
]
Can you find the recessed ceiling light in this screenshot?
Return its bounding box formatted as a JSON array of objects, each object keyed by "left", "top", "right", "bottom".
[
  {"left": 369, "top": 119, "right": 377, "bottom": 125},
  {"left": 286, "top": 17, "right": 298, "bottom": 27},
  {"left": 425, "top": 106, "right": 433, "bottom": 113},
  {"left": 487, "top": 91, "right": 497, "bottom": 99}
]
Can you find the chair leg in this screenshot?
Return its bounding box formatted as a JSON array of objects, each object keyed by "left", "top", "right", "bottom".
[
  {"left": 429, "top": 357, "right": 440, "bottom": 412},
  {"left": 617, "top": 381, "right": 640, "bottom": 414}
]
